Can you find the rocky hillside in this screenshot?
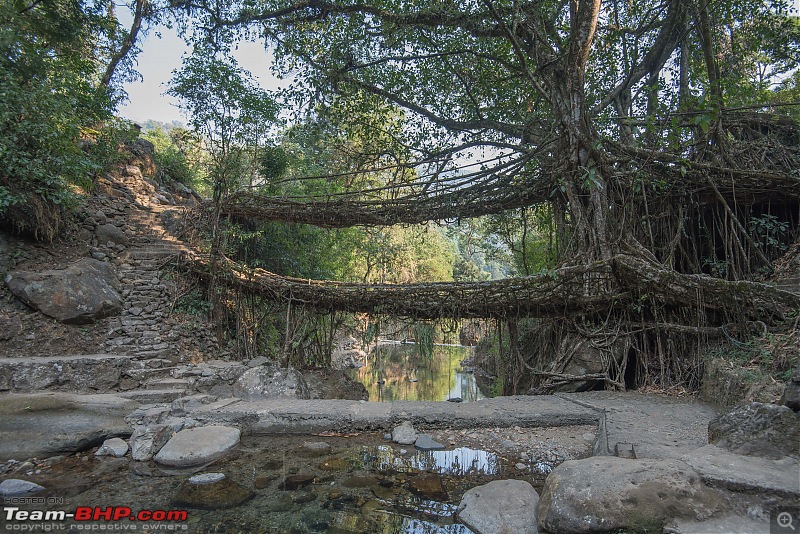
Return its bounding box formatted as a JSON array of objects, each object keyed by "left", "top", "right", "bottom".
[
  {"left": 0, "top": 139, "right": 367, "bottom": 403},
  {"left": 0, "top": 140, "right": 249, "bottom": 400}
]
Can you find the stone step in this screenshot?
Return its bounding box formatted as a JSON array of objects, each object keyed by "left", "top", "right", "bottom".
[
  {"left": 119, "top": 269, "right": 158, "bottom": 276},
  {"left": 118, "top": 389, "right": 188, "bottom": 403},
  {"left": 145, "top": 377, "right": 191, "bottom": 390},
  {"left": 124, "top": 367, "right": 176, "bottom": 381},
  {"left": 133, "top": 349, "right": 174, "bottom": 360},
  {"left": 682, "top": 445, "right": 800, "bottom": 498},
  {"left": 127, "top": 250, "right": 183, "bottom": 260},
  {"left": 134, "top": 358, "right": 174, "bottom": 369},
  {"left": 0, "top": 354, "right": 133, "bottom": 393}
]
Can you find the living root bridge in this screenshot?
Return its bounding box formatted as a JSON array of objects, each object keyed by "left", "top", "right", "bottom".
[
  {"left": 218, "top": 179, "right": 550, "bottom": 228},
  {"left": 182, "top": 253, "right": 800, "bottom": 321}
]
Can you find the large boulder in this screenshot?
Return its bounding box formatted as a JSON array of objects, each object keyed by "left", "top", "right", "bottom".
[
  {"left": 0, "top": 355, "right": 131, "bottom": 393},
  {"left": 154, "top": 425, "right": 240, "bottom": 467},
  {"left": 458, "top": 479, "right": 539, "bottom": 534},
  {"left": 700, "top": 357, "right": 785, "bottom": 407},
  {"left": 537, "top": 457, "right": 724, "bottom": 534},
  {"left": 708, "top": 402, "right": 800, "bottom": 459},
  {"left": 0, "top": 479, "right": 45, "bottom": 497},
  {"left": 233, "top": 366, "right": 310, "bottom": 400},
  {"left": 172, "top": 474, "right": 253, "bottom": 510},
  {"left": 392, "top": 421, "right": 418, "bottom": 445},
  {"left": 5, "top": 258, "right": 122, "bottom": 324},
  {"left": 94, "top": 223, "right": 129, "bottom": 247}
]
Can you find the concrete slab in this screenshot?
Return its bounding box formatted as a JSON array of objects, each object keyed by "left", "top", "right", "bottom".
[
  {"left": 666, "top": 514, "right": 770, "bottom": 534},
  {"left": 188, "top": 395, "right": 600, "bottom": 434},
  {"left": 682, "top": 444, "right": 800, "bottom": 498},
  {"left": 558, "top": 391, "right": 719, "bottom": 459}
]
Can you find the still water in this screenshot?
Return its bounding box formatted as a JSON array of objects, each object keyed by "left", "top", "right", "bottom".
[
  {"left": 9, "top": 433, "right": 563, "bottom": 533},
  {"left": 349, "top": 343, "right": 487, "bottom": 402}
]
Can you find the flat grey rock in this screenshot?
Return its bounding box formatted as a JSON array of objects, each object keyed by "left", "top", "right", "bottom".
[
  {"left": 458, "top": 479, "right": 539, "bottom": 534},
  {"left": 708, "top": 402, "right": 800, "bottom": 459},
  {"left": 392, "top": 421, "right": 417, "bottom": 445},
  {"left": 0, "top": 479, "right": 45, "bottom": 497},
  {"left": 666, "top": 514, "right": 770, "bottom": 534},
  {"left": 302, "top": 441, "right": 331, "bottom": 452},
  {"left": 557, "top": 391, "right": 717, "bottom": 459},
  {"left": 185, "top": 395, "right": 598, "bottom": 435},
  {"left": 154, "top": 425, "right": 240, "bottom": 467},
  {"left": 0, "top": 393, "right": 136, "bottom": 461},
  {"left": 0, "top": 354, "right": 132, "bottom": 393},
  {"left": 95, "top": 437, "right": 128, "bottom": 458},
  {"left": 189, "top": 473, "right": 226, "bottom": 485},
  {"left": 233, "top": 366, "right": 309, "bottom": 400},
  {"left": 414, "top": 434, "right": 445, "bottom": 451}
]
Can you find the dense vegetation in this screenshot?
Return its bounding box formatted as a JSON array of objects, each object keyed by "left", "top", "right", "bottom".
[{"left": 2, "top": 0, "right": 799, "bottom": 392}]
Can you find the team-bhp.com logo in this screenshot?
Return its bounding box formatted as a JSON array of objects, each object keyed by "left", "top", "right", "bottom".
[{"left": 4, "top": 506, "right": 189, "bottom": 530}]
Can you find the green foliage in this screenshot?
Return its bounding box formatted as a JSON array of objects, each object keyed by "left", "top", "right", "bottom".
[
  {"left": 258, "top": 145, "right": 290, "bottom": 182},
  {"left": 705, "top": 329, "right": 797, "bottom": 384},
  {"left": 749, "top": 213, "right": 789, "bottom": 254},
  {"left": 167, "top": 50, "right": 278, "bottom": 154},
  {"left": 167, "top": 49, "right": 281, "bottom": 208},
  {"left": 0, "top": 0, "right": 117, "bottom": 240},
  {"left": 446, "top": 218, "right": 512, "bottom": 281},
  {"left": 143, "top": 127, "right": 202, "bottom": 186},
  {"left": 481, "top": 207, "right": 558, "bottom": 276},
  {"left": 225, "top": 110, "right": 457, "bottom": 284},
  {"left": 413, "top": 323, "right": 435, "bottom": 360},
  {"left": 174, "top": 288, "right": 213, "bottom": 316}
]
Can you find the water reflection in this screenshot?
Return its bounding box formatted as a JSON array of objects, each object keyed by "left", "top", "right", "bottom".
[
  {"left": 367, "top": 510, "right": 473, "bottom": 534},
  {"left": 364, "top": 445, "right": 501, "bottom": 477},
  {"left": 351, "top": 343, "right": 487, "bottom": 402}
]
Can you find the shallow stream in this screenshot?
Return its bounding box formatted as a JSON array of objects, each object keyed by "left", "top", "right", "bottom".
[{"left": 2, "top": 429, "right": 594, "bottom": 533}]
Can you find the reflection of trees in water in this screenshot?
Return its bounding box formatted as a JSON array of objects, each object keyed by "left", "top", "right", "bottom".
[
  {"left": 363, "top": 445, "right": 500, "bottom": 477},
  {"left": 354, "top": 344, "right": 484, "bottom": 402},
  {"left": 369, "top": 513, "right": 472, "bottom": 534}
]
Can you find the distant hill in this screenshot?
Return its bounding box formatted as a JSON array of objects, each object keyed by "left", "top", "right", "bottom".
[{"left": 137, "top": 119, "right": 187, "bottom": 133}]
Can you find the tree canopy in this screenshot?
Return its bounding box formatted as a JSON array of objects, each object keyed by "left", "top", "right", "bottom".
[{"left": 170, "top": 0, "right": 800, "bottom": 389}]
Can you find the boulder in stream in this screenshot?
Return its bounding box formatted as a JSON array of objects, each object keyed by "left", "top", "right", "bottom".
[
  {"left": 537, "top": 457, "right": 724, "bottom": 534},
  {"left": 458, "top": 479, "right": 539, "bottom": 534},
  {"left": 155, "top": 425, "right": 240, "bottom": 468}
]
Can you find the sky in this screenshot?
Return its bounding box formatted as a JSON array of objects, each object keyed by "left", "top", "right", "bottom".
[{"left": 117, "top": 25, "right": 283, "bottom": 124}]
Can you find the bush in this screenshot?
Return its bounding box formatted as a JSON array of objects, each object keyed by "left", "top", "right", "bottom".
[
  {"left": 142, "top": 127, "right": 203, "bottom": 186},
  {"left": 0, "top": 0, "right": 115, "bottom": 241}
]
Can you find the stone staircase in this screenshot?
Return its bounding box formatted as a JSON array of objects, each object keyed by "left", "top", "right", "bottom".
[
  {"left": 105, "top": 205, "right": 196, "bottom": 396},
  {"left": 75, "top": 158, "right": 213, "bottom": 396}
]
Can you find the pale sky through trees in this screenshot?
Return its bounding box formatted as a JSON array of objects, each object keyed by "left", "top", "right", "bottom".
[{"left": 118, "top": 25, "right": 283, "bottom": 124}]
